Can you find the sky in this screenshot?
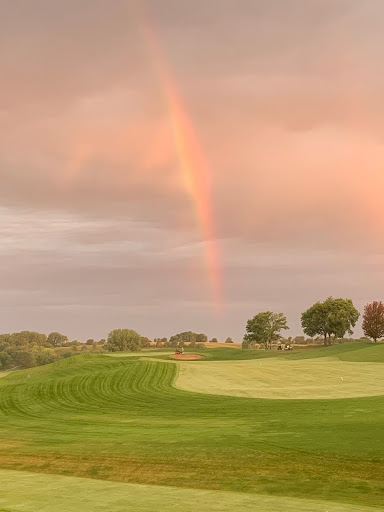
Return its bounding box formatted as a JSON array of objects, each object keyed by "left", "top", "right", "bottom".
[{"left": 1, "top": 0, "right": 384, "bottom": 341}]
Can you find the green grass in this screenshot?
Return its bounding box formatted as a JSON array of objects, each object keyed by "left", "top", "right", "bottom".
[
  {"left": 0, "top": 346, "right": 383, "bottom": 509},
  {"left": 0, "top": 469, "right": 379, "bottom": 512},
  {"left": 175, "top": 358, "right": 384, "bottom": 399}
]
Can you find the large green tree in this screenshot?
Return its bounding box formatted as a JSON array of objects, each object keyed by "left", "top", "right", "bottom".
[
  {"left": 301, "top": 297, "right": 359, "bottom": 346},
  {"left": 106, "top": 329, "right": 141, "bottom": 352},
  {"left": 362, "top": 301, "right": 384, "bottom": 342},
  {"left": 244, "top": 312, "right": 289, "bottom": 350}
]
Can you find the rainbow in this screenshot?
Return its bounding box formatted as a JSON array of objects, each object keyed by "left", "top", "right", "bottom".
[{"left": 134, "top": 2, "right": 223, "bottom": 311}]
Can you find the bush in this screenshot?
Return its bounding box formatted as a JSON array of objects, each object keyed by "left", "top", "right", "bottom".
[
  {"left": 0, "top": 351, "right": 12, "bottom": 370},
  {"left": 35, "top": 349, "right": 57, "bottom": 366},
  {"left": 12, "top": 351, "right": 36, "bottom": 369},
  {"left": 60, "top": 350, "right": 74, "bottom": 359},
  {"left": 140, "top": 337, "right": 152, "bottom": 348}
]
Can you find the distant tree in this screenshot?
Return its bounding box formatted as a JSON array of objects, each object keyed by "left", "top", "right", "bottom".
[
  {"left": 169, "top": 332, "right": 206, "bottom": 344},
  {"left": 154, "top": 338, "right": 163, "bottom": 348},
  {"left": 106, "top": 329, "right": 141, "bottom": 352},
  {"left": 97, "top": 339, "right": 106, "bottom": 345},
  {"left": 140, "top": 336, "right": 152, "bottom": 348},
  {"left": 195, "top": 342, "right": 206, "bottom": 349},
  {"left": 35, "top": 349, "right": 56, "bottom": 366},
  {"left": 12, "top": 351, "right": 36, "bottom": 369},
  {"left": 244, "top": 312, "right": 289, "bottom": 350},
  {"left": 0, "top": 334, "right": 11, "bottom": 349},
  {"left": 294, "top": 336, "right": 305, "bottom": 344},
  {"left": 209, "top": 338, "right": 218, "bottom": 343},
  {"left": 178, "top": 331, "right": 196, "bottom": 343},
  {"left": 169, "top": 335, "right": 180, "bottom": 348},
  {"left": 225, "top": 337, "right": 234, "bottom": 343},
  {"left": 301, "top": 297, "right": 359, "bottom": 346},
  {"left": 47, "top": 332, "right": 68, "bottom": 347},
  {"left": 362, "top": 301, "right": 384, "bottom": 342},
  {"left": 0, "top": 351, "right": 12, "bottom": 370},
  {"left": 8, "top": 331, "right": 47, "bottom": 347},
  {"left": 86, "top": 339, "right": 95, "bottom": 345}
]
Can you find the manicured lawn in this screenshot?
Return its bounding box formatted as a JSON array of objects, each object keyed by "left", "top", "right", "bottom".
[
  {"left": 0, "top": 345, "right": 383, "bottom": 508},
  {"left": 176, "top": 358, "right": 384, "bottom": 399},
  {"left": 0, "top": 469, "right": 379, "bottom": 512}
]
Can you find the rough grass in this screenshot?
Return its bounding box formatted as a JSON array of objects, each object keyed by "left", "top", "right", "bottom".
[
  {"left": 0, "top": 346, "right": 383, "bottom": 508},
  {"left": 175, "top": 359, "right": 384, "bottom": 399},
  {"left": 0, "top": 469, "right": 379, "bottom": 512}
]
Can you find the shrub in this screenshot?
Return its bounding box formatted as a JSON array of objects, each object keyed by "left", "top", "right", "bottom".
[
  {"left": 0, "top": 351, "right": 12, "bottom": 370},
  {"left": 12, "top": 351, "right": 36, "bottom": 369},
  {"left": 35, "top": 349, "right": 57, "bottom": 366}
]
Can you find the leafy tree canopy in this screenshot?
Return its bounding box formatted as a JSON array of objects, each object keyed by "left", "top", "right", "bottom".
[
  {"left": 301, "top": 297, "right": 359, "bottom": 346},
  {"left": 244, "top": 312, "right": 288, "bottom": 350},
  {"left": 106, "top": 329, "right": 141, "bottom": 352},
  {"left": 362, "top": 301, "right": 384, "bottom": 342},
  {"left": 140, "top": 336, "right": 152, "bottom": 348},
  {"left": 47, "top": 332, "right": 68, "bottom": 347}
]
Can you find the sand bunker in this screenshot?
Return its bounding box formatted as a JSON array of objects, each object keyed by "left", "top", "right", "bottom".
[{"left": 169, "top": 353, "right": 204, "bottom": 361}]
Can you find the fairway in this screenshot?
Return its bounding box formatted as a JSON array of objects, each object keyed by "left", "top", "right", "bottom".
[
  {"left": 0, "top": 346, "right": 383, "bottom": 509},
  {"left": 0, "top": 469, "right": 379, "bottom": 512},
  {"left": 105, "top": 350, "right": 175, "bottom": 358},
  {"left": 175, "top": 358, "right": 384, "bottom": 399}
]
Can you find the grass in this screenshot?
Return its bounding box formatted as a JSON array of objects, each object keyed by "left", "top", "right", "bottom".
[
  {"left": 175, "top": 358, "right": 384, "bottom": 399},
  {"left": 0, "top": 345, "right": 383, "bottom": 509},
  {"left": 0, "top": 468, "right": 379, "bottom": 512}
]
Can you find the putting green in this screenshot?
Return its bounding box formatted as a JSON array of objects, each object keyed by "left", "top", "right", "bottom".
[
  {"left": 175, "top": 359, "right": 384, "bottom": 399},
  {"left": 0, "top": 469, "right": 377, "bottom": 512}
]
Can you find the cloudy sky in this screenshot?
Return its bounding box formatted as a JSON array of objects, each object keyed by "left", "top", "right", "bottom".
[{"left": 1, "top": 0, "right": 384, "bottom": 341}]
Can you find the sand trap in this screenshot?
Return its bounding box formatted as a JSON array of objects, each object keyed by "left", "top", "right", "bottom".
[{"left": 169, "top": 353, "right": 204, "bottom": 361}]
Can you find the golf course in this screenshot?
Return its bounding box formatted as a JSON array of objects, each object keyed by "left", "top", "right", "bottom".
[{"left": 0, "top": 343, "right": 383, "bottom": 511}]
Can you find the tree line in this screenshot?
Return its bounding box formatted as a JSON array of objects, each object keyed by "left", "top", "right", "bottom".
[
  {"left": 2, "top": 297, "right": 382, "bottom": 370},
  {"left": 106, "top": 330, "right": 233, "bottom": 352},
  {"left": 0, "top": 331, "right": 107, "bottom": 371},
  {"left": 243, "top": 298, "right": 384, "bottom": 349},
  {"left": 0, "top": 329, "right": 228, "bottom": 370}
]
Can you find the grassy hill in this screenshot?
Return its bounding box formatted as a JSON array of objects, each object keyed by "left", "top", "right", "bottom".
[{"left": 0, "top": 344, "right": 383, "bottom": 509}]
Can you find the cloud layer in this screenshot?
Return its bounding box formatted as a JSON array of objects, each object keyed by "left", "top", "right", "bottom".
[{"left": 1, "top": 0, "right": 384, "bottom": 339}]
